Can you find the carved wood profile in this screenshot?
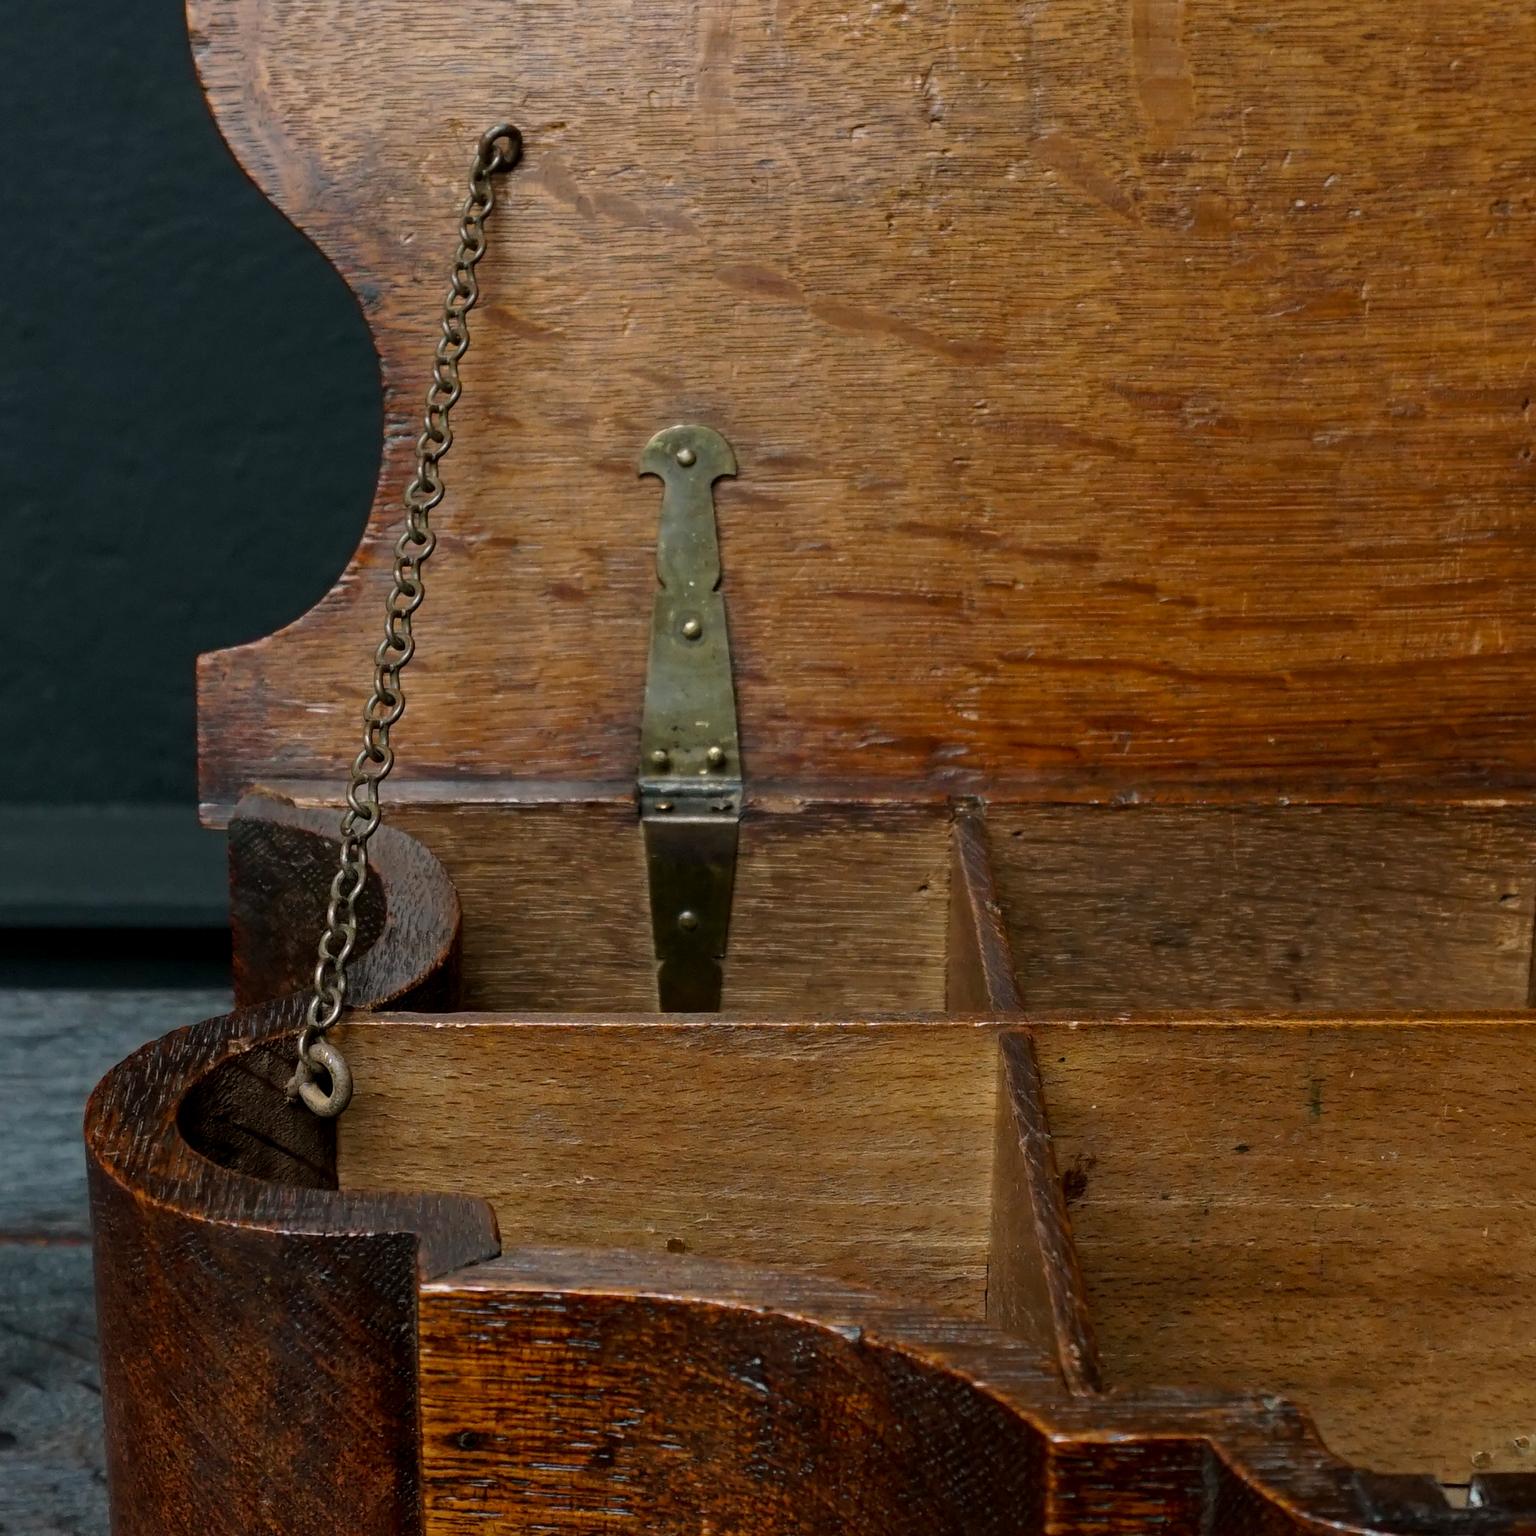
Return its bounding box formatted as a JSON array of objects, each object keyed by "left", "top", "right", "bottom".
[{"left": 87, "top": 797, "right": 486, "bottom": 1536}]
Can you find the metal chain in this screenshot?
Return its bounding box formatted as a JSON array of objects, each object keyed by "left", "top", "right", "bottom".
[{"left": 286, "top": 122, "right": 523, "bottom": 1118}]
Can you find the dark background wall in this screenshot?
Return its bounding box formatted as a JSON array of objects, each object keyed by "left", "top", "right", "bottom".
[{"left": 4, "top": 0, "right": 376, "bottom": 929}]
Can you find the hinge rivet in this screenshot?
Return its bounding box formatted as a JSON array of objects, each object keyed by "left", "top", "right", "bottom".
[
  {"left": 656, "top": 800, "right": 674, "bottom": 813},
  {"left": 706, "top": 746, "right": 727, "bottom": 768},
  {"left": 681, "top": 616, "right": 703, "bottom": 640},
  {"left": 678, "top": 909, "right": 700, "bottom": 931},
  {"left": 676, "top": 447, "right": 697, "bottom": 467},
  {"left": 650, "top": 748, "right": 670, "bottom": 768}
]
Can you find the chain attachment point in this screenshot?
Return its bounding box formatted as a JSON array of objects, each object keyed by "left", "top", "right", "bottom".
[
  {"left": 286, "top": 1037, "right": 354, "bottom": 1119},
  {"left": 478, "top": 123, "right": 523, "bottom": 173},
  {"left": 293, "top": 122, "right": 522, "bottom": 1117}
]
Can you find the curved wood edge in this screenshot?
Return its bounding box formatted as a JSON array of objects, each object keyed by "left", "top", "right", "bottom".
[
  {"left": 423, "top": 1247, "right": 1536, "bottom": 1536},
  {"left": 185, "top": 0, "right": 446, "bottom": 820},
  {"left": 228, "top": 789, "right": 463, "bottom": 1009},
  {"left": 86, "top": 801, "right": 493, "bottom": 1536}
]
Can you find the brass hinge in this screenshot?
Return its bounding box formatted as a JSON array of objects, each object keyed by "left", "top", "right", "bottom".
[{"left": 637, "top": 425, "right": 742, "bottom": 1011}]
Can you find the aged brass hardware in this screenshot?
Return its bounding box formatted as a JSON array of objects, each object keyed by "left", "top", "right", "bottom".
[{"left": 638, "top": 424, "right": 742, "bottom": 1011}]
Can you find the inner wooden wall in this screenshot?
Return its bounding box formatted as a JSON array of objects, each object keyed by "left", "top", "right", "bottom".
[
  {"left": 335, "top": 1019, "right": 1001, "bottom": 1316},
  {"left": 990, "top": 804, "right": 1536, "bottom": 1011},
  {"left": 1036, "top": 1018, "right": 1536, "bottom": 1484},
  {"left": 380, "top": 800, "right": 951, "bottom": 1013},
  {"left": 280, "top": 794, "right": 1536, "bottom": 1017}
]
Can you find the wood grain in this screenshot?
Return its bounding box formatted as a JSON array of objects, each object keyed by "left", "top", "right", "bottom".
[
  {"left": 992, "top": 804, "right": 1536, "bottom": 1011},
  {"left": 946, "top": 808, "right": 1022, "bottom": 1013},
  {"left": 229, "top": 791, "right": 463, "bottom": 1011},
  {"left": 988, "top": 1030, "right": 1101, "bottom": 1390},
  {"left": 335, "top": 1017, "right": 1000, "bottom": 1314},
  {"left": 417, "top": 1248, "right": 1055, "bottom": 1536},
  {"left": 261, "top": 792, "right": 1536, "bottom": 1016},
  {"left": 88, "top": 994, "right": 498, "bottom": 1536},
  {"left": 87, "top": 807, "right": 489, "bottom": 1536},
  {"left": 417, "top": 1245, "right": 1524, "bottom": 1536},
  {"left": 336, "top": 797, "right": 949, "bottom": 1012},
  {"left": 1037, "top": 1017, "right": 1536, "bottom": 1483},
  {"left": 86, "top": 995, "right": 1536, "bottom": 1533},
  {"left": 946, "top": 814, "right": 1102, "bottom": 1387},
  {"left": 193, "top": 0, "right": 1536, "bottom": 809}
]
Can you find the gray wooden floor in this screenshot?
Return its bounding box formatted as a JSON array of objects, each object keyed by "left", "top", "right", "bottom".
[{"left": 1, "top": 990, "right": 228, "bottom": 1536}]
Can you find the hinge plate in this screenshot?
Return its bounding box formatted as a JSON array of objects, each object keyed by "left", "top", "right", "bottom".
[{"left": 637, "top": 424, "right": 742, "bottom": 1011}]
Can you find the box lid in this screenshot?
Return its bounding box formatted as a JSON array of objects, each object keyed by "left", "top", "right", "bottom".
[{"left": 193, "top": 0, "right": 1536, "bottom": 814}]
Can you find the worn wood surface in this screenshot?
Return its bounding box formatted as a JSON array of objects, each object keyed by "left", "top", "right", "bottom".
[
  {"left": 992, "top": 804, "right": 1536, "bottom": 1011},
  {"left": 988, "top": 1030, "right": 1101, "bottom": 1391},
  {"left": 418, "top": 1247, "right": 1056, "bottom": 1536},
  {"left": 193, "top": 0, "right": 1536, "bottom": 809},
  {"left": 259, "top": 792, "right": 1536, "bottom": 1016},
  {"left": 946, "top": 809, "right": 1021, "bottom": 1015},
  {"left": 1038, "top": 1017, "right": 1536, "bottom": 1484},
  {"left": 87, "top": 805, "right": 493, "bottom": 1536},
  {"left": 372, "top": 797, "right": 949, "bottom": 1012},
  {"left": 335, "top": 1017, "right": 1000, "bottom": 1314},
  {"left": 417, "top": 1245, "right": 1534, "bottom": 1535},
  {"left": 86, "top": 994, "right": 1536, "bottom": 1533},
  {"left": 229, "top": 791, "right": 462, "bottom": 1009},
  {"left": 946, "top": 816, "right": 1101, "bottom": 1387},
  {"left": 88, "top": 991, "right": 497, "bottom": 1536}
]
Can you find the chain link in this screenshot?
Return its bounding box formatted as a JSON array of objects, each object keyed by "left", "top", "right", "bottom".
[{"left": 286, "top": 123, "right": 523, "bottom": 1118}]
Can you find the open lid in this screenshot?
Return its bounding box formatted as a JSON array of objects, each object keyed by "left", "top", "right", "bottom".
[{"left": 194, "top": 0, "right": 1536, "bottom": 816}]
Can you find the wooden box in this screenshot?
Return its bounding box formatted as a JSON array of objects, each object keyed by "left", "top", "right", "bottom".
[{"left": 88, "top": 2, "right": 1536, "bottom": 1531}]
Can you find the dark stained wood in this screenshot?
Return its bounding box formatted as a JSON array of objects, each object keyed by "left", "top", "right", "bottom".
[
  {"left": 88, "top": 999, "right": 496, "bottom": 1536},
  {"left": 991, "top": 804, "right": 1536, "bottom": 1011},
  {"left": 1472, "top": 1479, "right": 1536, "bottom": 1515},
  {"left": 229, "top": 791, "right": 462, "bottom": 1010},
  {"left": 418, "top": 1245, "right": 1536, "bottom": 1535},
  {"left": 87, "top": 836, "right": 490, "bottom": 1535},
  {"left": 418, "top": 1248, "right": 1054, "bottom": 1536},
  {"left": 1037, "top": 1017, "right": 1536, "bottom": 1484},
  {"left": 101, "top": 3, "right": 1536, "bottom": 1530},
  {"left": 192, "top": 0, "right": 1536, "bottom": 810},
  {"left": 89, "top": 1000, "right": 1536, "bottom": 1534}
]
